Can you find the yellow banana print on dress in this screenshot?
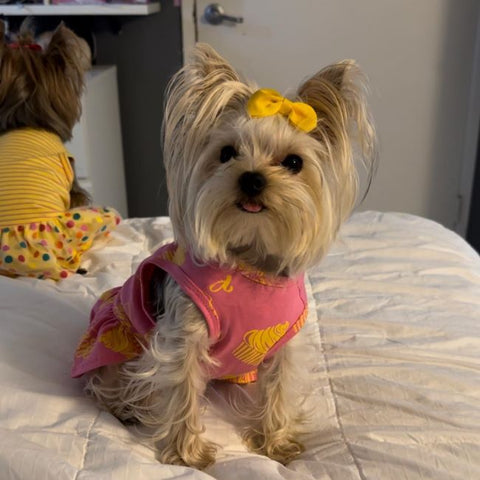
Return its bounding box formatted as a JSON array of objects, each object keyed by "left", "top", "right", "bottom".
[
  {"left": 99, "top": 319, "right": 143, "bottom": 359},
  {"left": 221, "top": 370, "right": 258, "bottom": 384},
  {"left": 233, "top": 321, "right": 289, "bottom": 365},
  {"left": 99, "top": 289, "right": 117, "bottom": 305},
  {"left": 75, "top": 332, "right": 96, "bottom": 359},
  {"left": 163, "top": 245, "right": 186, "bottom": 266}
]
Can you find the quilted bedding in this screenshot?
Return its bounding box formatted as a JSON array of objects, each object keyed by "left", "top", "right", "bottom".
[{"left": 0, "top": 211, "right": 479, "bottom": 480}]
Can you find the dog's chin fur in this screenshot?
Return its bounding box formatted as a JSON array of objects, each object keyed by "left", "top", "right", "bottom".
[
  {"left": 84, "top": 43, "right": 377, "bottom": 469},
  {"left": 183, "top": 115, "right": 353, "bottom": 276}
]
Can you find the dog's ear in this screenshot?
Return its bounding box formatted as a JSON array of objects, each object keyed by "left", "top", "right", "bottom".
[
  {"left": 173, "top": 43, "right": 246, "bottom": 109},
  {"left": 297, "top": 61, "right": 376, "bottom": 170},
  {"left": 18, "top": 17, "right": 36, "bottom": 44},
  {"left": 45, "top": 23, "right": 91, "bottom": 73},
  {"left": 39, "top": 24, "right": 90, "bottom": 141},
  {"left": 298, "top": 61, "right": 377, "bottom": 212},
  {"left": 186, "top": 43, "right": 240, "bottom": 85},
  {"left": 45, "top": 22, "right": 72, "bottom": 55},
  {"left": 297, "top": 61, "right": 363, "bottom": 142},
  {"left": 163, "top": 44, "right": 251, "bottom": 248},
  {"left": 164, "top": 43, "right": 249, "bottom": 155}
]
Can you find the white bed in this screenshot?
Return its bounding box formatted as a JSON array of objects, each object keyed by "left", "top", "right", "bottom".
[{"left": 1, "top": 211, "right": 479, "bottom": 480}]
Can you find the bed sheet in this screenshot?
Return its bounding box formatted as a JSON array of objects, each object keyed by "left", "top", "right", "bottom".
[{"left": 0, "top": 211, "right": 479, "bottom": 480}]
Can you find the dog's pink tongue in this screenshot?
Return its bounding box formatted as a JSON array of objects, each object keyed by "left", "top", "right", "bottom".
[{"left": 242, "top": 201, "right": 263, "bottom": 213}]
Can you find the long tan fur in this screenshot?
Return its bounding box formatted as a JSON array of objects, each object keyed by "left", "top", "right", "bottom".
[
  {"left": 85, "top": 43, "right": 376, "bottom": 469},
  {"left": 0, "top": 19, "right": 92, "bottom": 206},
  {"left": 0, "top": 20, "right": 90, "bottom": 142}
]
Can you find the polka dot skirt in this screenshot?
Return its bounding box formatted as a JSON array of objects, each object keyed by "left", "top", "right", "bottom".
[{"left": 0, "top": 206, "right": 121, "bottom": 281}]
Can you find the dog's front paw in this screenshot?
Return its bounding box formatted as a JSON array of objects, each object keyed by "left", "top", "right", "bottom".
[
  {"left": 243, "top": 428, "right": 304, "bottom": 464},
  {"left": 158, "top": 438, "right": 217, "bottom": 470}
]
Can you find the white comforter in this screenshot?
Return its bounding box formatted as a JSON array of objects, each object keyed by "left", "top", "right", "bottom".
[{"left": 0, "top": 212, "right": 479, "bottom": 480}]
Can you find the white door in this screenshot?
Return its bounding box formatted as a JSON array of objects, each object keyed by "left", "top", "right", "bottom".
[{"left": 181, "top": 0, "right": 480, "bottom": 234}]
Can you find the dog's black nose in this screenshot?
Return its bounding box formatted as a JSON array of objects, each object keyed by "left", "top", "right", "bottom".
[{"left": 238, "top": 171, "right": 267, "bottom": 197}]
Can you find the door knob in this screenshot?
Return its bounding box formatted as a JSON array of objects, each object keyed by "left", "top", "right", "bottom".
[{"left": 203, "top": 3, "right": 244, "bottom": 25}]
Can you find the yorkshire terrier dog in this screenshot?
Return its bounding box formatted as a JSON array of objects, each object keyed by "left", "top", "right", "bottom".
[
  {"left": 72, "top": 44, "right": 376, "bottom": 469},
  {"left": 0, "top": 20, "right": 120, "bottom": 280}
]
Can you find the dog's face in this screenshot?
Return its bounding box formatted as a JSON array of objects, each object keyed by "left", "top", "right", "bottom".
[
  {"left": 0, "top": 20, "right": 91, "bottom": 141},
  {"left": 163, "top": 45, "right": 376, "bottom": 276}
]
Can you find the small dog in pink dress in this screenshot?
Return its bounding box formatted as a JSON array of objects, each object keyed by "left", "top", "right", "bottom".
[{"left": 72, "top": 44, "right": 376, "bottom": 468}]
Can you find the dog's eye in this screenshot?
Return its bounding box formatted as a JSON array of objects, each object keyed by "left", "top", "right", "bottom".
[
  {"left": 282, "top": 154, "right": 303, "bottom": 174},
  {"left": 220, "top": 145, "right": 237, "bottom": 163}
]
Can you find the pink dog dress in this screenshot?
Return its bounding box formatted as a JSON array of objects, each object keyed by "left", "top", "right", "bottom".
[{"left": 72, "top": 242, "right": 308, "bottom": 383}]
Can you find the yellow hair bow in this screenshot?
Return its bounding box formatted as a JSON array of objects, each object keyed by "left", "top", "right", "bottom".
[{"left": 247, "top": 88, "right": 317, "bottom": 133}]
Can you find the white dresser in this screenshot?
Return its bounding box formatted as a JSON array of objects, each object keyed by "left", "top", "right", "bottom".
[{"left": 65, "top": 65, "right": 128, "bottom": 217}]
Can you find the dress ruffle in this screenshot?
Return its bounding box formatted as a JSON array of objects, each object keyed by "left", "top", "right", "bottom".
[{"left": 0, "top": 206, "right": 120, "bottom": 280}]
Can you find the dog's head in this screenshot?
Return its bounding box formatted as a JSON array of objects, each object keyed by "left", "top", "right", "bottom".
[
  {"left": 163, "top": 44, "right": 376, "bottom": 276},
  {"left": 0, "top": 20, "right": 91, "bottom": 142}
]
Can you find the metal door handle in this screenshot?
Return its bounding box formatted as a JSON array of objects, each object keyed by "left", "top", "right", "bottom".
[{"left": 204, "top": 3, "right": 243, "bottom": 25}]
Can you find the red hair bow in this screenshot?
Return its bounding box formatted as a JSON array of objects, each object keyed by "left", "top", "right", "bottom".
[{"left": 8, "top": 43, "right": 43, "bottom": 52}]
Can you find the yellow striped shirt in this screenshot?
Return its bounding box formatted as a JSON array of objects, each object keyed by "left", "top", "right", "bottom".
[{"left": 0, "top": 128, "right": 73, "bottom": 228}]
